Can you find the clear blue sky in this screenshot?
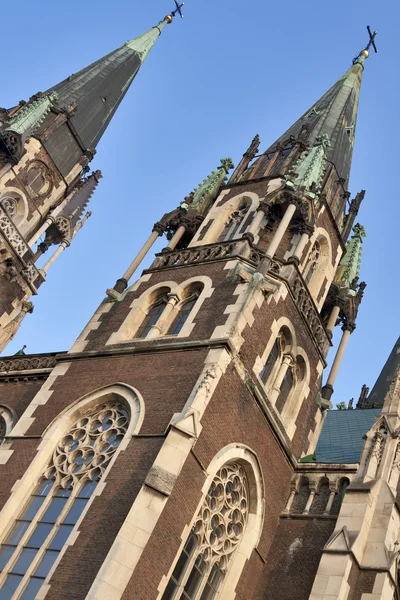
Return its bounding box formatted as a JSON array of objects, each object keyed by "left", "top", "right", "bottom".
[{"left": 1, "top": 0, "right": 398, "bottom": 407}]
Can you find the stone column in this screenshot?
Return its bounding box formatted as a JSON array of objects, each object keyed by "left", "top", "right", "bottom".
[
  {"left": 270, "top": 354, "right": 293, "bottom": 402},
  {"left": 113, "top": 223, "right": 165, "bottom": 293},
  {"left": 282, "top": 483, "right": 297, "bottom": 514},
  {"left": 323, "top": 484, "right": 337, "bottom": 515},
  {"left": 260, "top": 203, "right": 297, "bottom": 273},
  {"left": 322, "top": 324, "right": 354, "bottom": 401},
  {"left": 167, "top": 225, "right": 186, "bottom": 250},
  {"left": 29, "top": 216, "right": 55, "bottom": 247},
  {"left": 247, "top": 205, "right": 266, "bottom": 237},
  {"left": 303, "top": 482, "right": 317, "bottom": 515},
  {"left": 326, "top": 305, "right": 341, "bottom": 337},
  {"left": 40, "top": 239, "right": 70, "bottom": 275},
  {"left": 146, "top": 293, "right": 180, "bottom": 339}
]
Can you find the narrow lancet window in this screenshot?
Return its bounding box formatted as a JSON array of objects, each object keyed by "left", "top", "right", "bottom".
[{"left": 136, "top": 290, "right": 169, "bottom": 339}]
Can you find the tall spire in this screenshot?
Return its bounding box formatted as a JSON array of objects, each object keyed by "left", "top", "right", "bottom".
[
  {"left": 45, "top": 17, "right": 171, "bottom": 152},
  {"left": 365, "top": 337, "right": 400, "bottom": 408},
  {"left": 247, "top": 51, "right": 368, "bottom": 187}
]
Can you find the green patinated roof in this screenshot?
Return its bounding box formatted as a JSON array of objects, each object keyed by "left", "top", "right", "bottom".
[
  {"left": 45, "top": 18, "right": 170, "bottom": 151},
  {"left": 315, "top": 408, "right": 380, "bottom": 463},
  {"left": 334, "top": 223, "right": 366, "bottom": 289},
  {"left": 248, "top": 54, "right": 366, "bottom": 187},
  {"left": 285, "top": 134, "right": 330, "bottom": 198},
  {"left": 4, "top": 92, "right": 58, "bottom": 138}
]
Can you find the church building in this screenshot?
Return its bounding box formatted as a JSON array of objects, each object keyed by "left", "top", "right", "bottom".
[{"left": 0, "top": 9, "right": 398, "bottom": 600}]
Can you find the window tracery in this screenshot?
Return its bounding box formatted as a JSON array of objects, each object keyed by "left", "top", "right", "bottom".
[
  {"left": 161, "top": 462, "right": 249, "bottom": 600},
  {"left": 0, "top": 399, "right": 129, "bottom": 599},
  {"left": 0, "top": 417, "right": 6, "bottom": 446},
  {"left": 218, "top": 200, "right": 249, "bottom": 242}
]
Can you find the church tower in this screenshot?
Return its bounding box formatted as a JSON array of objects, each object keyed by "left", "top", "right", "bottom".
[
  {"left": 0, "top": 15, "right": 174, "bottom": 352},
  {"left": 0, "top": 33, "right": 375, "bottom": 600}
]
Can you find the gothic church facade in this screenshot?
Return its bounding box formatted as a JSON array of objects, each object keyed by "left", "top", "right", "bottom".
[{"left": 0, "top": 12, "right": 398, "bottom": 600}]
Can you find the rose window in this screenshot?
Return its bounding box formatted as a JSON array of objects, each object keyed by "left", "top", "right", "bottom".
[{"left": 161, "top": 462, "right": 249, "bottom": 599}]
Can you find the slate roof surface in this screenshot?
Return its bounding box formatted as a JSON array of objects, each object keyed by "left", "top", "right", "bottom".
[
  {"left": 315, "top": 408, "right": 381, "bottom": 464},
  {"left": 367, "top": 336, "right": 400, "bottom": 408}
]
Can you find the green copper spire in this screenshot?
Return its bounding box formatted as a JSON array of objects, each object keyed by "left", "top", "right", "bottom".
[
  {"left": 334, "top": 223, "right": 366, "bottom": 289},
  {"left": 126, "top": 19, "right": 169, "bottom": 62},
  {"left": 181, "top": 158, "right": 234, "bottom": 216},
  {"left": 248, "top": 53, "right": 367, "bottom": 189},
  {"left": 285, "top": 134, "right": 330, "bottom": 198}
]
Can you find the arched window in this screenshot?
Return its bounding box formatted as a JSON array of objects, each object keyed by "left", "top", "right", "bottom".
[
  {"left": 168, "top": 284, "right": 203, "bottom": 336},
  {"left": 135, "top": 289, "right": 169, "bottom": 339},
  {"left": 161, "top": 462, "right": 249, "bottom": 600},
  {"left": 218, "top": 200, "right": 249, "bottom": 242},
  {"left": 276, "top": 356, "right": 306, "bottom": 415},
  {"left": 259, "top": 328, "right": 292, "bottom": 389},
  {"left": 0, "top": 399, "right": 129, "bottom": 599},
  {"left": 303, "top": 240, "right": 321, "bottom": 285},
  {"left": 259, "top": 339, "right": 280, "bottom": 385}
]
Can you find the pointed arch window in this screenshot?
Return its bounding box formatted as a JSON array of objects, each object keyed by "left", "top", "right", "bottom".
[
  {"left": 218, "top": 200, "right": 249, "bottom": 242},
  {"left": 0, "top": 417, "right": 5, "bottom": 447},
  {"left": 0, "top": 400, "right": 129, "bottom": 599},
  {"left": 136, "top": 290, "right": 169, "bottom": 339},
  {"left": 303, "top": 240, "right": 321, "bottom": 285},
  {"left": 161, "top": 463, "right": 249, "bottom": 600},
  {"left": 168, "top": 284, "right": 203, "bottom": 336}
]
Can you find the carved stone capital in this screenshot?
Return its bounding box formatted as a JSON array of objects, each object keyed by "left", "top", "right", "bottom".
[{"left": 152, "top": 222, "right": 165, "bottom": 236}]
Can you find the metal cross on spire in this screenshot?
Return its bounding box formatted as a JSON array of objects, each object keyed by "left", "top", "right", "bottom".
[
  {"left": 352, "top": 26, "right": 378, "bottom": 64},
  {"left": 171, "top": 0, "right": 184, "bottom": 18},
  {"left": 365, "top": 26, "right": 378, "bottom": 53}
]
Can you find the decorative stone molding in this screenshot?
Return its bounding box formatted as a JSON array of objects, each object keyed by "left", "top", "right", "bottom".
[{"left": 0, "top": 354, "right": 58, "bottom": 374}]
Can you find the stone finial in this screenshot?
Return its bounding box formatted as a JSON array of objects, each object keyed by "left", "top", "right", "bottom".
[
  {"left": 185, "top": 158, "right": 234, "bottom": 216},
  {"left": 334, "top": 223, "right": 366, "bottom": 290}
]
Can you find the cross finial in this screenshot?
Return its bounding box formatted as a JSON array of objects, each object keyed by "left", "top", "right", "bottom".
[
  {"left": 365, "top": 26, "right": 378, "bottom": 53},
  {"left": 171, "top": 0, "right": 184, "bottom": 18}
]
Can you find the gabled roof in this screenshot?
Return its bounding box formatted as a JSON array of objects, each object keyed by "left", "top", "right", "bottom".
[{"left": 367, "top": 336, "right": 400, "bottom": 408}]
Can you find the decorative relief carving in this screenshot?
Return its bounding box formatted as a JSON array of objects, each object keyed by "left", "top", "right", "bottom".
[
  {"left": 153, "top": 241, "right": 238, "bottom": 269},
  {"left": 0, "top": 354, "right": 57, "bottom": 373}
]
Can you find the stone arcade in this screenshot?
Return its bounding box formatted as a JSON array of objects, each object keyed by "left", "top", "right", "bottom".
[{"left": 0, "top": 13, "right": 397, "bottom": 600}]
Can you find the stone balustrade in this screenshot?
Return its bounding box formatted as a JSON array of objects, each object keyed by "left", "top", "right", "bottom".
[{"left": 0, "top": 354, "right": 58, "bottom": 374}]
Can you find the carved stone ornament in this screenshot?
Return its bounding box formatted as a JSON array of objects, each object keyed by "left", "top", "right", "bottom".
[
  {"left": 0, "top": 354, "right": 56, "bottom": 374},
  {"left": 45, "top": 399, "right": 129, "bottom": 488},
  {"left": 191, "top": 463, "right": 249, "bottom": 565}
]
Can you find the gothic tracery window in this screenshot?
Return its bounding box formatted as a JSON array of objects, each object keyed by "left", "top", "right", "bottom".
[
  {"left": 161, "top": 463, "right": 249, "bottom": 600},
  {"left": 259, "top": 339, "right": 280, "bottom": 385},
  {"left": 0, "top": 399, "right": 129, "bottom": 600},
  {"left": 0, "top": 417, "right": 6, "bottom": 447},
  {"left": 136, "top": 290, "right": 169, "bottom": 339},
  {"left": 218, "top": 200, "right": 249, "bottom": 242}
]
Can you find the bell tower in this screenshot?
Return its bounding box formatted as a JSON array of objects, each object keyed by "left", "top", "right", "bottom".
[
  {"left": 0, "top": 14, "right": 175, "bottom": 353},
  {"left": 0, "top": 30, "right": 379, "bottom": 600}
]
